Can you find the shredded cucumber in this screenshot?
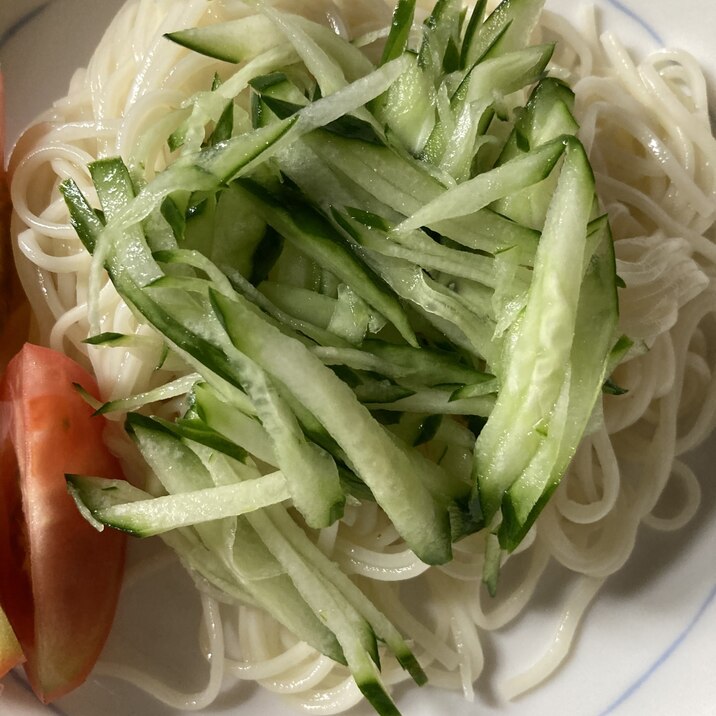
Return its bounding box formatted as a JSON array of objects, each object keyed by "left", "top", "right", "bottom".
[
  {"left": 66, "top": 470, "right": 291, "bottom": 537},
  {"left": 62, "top": 1, "right": 624, "bottom": 713}
]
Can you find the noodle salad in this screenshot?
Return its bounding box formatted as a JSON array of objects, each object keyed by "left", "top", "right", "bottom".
[{"left": 1, "top": 0, "right": 716, "bottom": 714}]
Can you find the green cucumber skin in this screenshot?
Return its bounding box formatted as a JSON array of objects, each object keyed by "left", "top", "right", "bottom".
[
  {"left": 166, "top": 16, "right": 283, "bottom": 64},
  {"left": 493, "top": 77, "right": 580, "bottom": 229},
  {"left": 67, "top": 160, "right": 347, "bottom": 532},
  {"left": 396, "top": 134, "right": 569, "bottom": 233},
  {"left": 462, "top": 0, "right": 546, "bottom": 69},
  {"left": 380, "top": 0, "right": 417, "bottom": 65},
  {"left": 299, "top": 130, "right": 540, "bottom": 261},
  {"left": 210, "top": 288, "right": 454, "bottom": 566},
  {"left": 474, "top": 137, "right": 601, "bottom": 531},
  {"left": 498, "top": 217, "right": 618, "bottom": 549},
  {"left": 66, "top": 472, "right": 291, "bottom": 538},
  {"left": 64, "top": 164, "right": 453, "bottom": 563},
  {"left": 235, "top": 179, "right": 419, "bottom": 347}
]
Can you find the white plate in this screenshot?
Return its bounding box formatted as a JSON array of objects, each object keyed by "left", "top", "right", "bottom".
[{"left": 1, "top": 2, "right": 715, "bottom": 715}]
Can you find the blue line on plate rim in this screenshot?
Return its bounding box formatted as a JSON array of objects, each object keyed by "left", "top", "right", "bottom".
[
  {"left": 603, "top": 0, "right": 664, "bottom": 45},
  {"left": 9, "top": 668, "right": 71, "bottom": 716},
  {"left": 598, "top": 578, "right": 716, "bottom": 715},
  {"left": 0, "top": 1, "right": 55, "bottom": 52}
]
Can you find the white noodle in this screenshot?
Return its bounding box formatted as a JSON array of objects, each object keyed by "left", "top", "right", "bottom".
[
  {"left": 94, "top": 592, "right": 225, "bottom": 710},
  {"left": 500, "top": 575, "right": 604, "bottom": 700}
]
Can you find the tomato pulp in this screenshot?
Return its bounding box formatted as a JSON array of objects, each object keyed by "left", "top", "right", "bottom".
[
  {"left": 0, "top": 72, "right": 30, "bottom": 367},
  {"left": 0, "top": 344, "right": 127, "bottom": 702}
]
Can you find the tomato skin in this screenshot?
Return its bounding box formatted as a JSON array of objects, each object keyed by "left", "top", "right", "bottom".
[
  {"left": 0, "top": 343, "right": 126, "bottom": 702},
  {"left": 0, "top": 72, "right": 30, "bottom": 367},
  {"left": 0, "top": 70, "right": 27, "bottom": 680}
]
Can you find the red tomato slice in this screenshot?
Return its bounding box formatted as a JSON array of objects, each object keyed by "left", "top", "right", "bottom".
[
  {"left": 0, "top": 343, "right": 127, "bottom": 702},
  {"left": 0, "top": 70, "right": 27, "bottom": 681},
  {"left": 0, "top": 71, "right": 30, "bottom": 366}
]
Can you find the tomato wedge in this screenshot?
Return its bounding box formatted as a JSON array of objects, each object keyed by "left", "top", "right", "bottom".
[
  {"left": 0, "top": 71, "right": 30, "bottom": 367},
  {"left": 0, "top": 70, "right": 27, "bottom": 680},
  {"left": 0, "top": 343, "right": 127, "bottom": 702}
]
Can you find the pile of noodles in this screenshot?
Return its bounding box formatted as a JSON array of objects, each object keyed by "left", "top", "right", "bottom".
[{"left": 8, "top": 0, "right": 716, "bottom": 712}]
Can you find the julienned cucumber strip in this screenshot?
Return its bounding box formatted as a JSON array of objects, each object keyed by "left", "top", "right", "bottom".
[
  {"left": 125, "top": 419, "right": 347, "bottom": 663},
  {"left": 458, "top": 43, "right": 554, "bottom": 105},
  {"left": 64, "top": 164, "right": 347, "bottom": 532},
  {"left": 166, "top": 14, "right": 285, "bottom": 64},
  {"left": 300, "top": 130, "right": 541, "bottom": 263},
  {"left": 493, "top": 78, "right": 580, "bottom": 229},
  {"left": 380, "top": 0, "right": 417, "bottom": 65},
  {"left": 373, "top": 51, "right": 436, "bottom": 156},
  {"left": 482, "top": 531, "right": 502, "bottom": 597},
  {"left": 327, "top": 284, "right": 381, "bottom": 344},
  {"left": 256, "top": 6, "right": 352, "bottom": 99},
  {"left": 312, "top": 342, "right": 490, "bottom": 387},
  {"left": 334, "top": 212, "right": 500, "bottom": 367},
  {"left": 255, "top": 10, "right": 376, "bottom": 92},
  {"left": 460, "top": 0, "right": 488, "bottom": 68},
  {"left": 497, "top": 77, "right": 576, "bottom": 163},
  {"left": 94, "top": 373, "right": 201, "bottom": 416},
  {"left": 192, "top": 381, "right": 277, "bottom": 465},
  {"left": 235, "top": 179, "right": 419, "bottom": 347},
  {"left": 146, "top": 411, "right": 251, "bottom": 466},
  {"left": 256, "top": 280, "right": 344, "bottom": 332},
  {"left": 245, "top": 508, "right": 400, "bottom": 716},
  {"left": 366, "top": 388, "right": 494, "bottom": 416},
  {"left": 396, "top": 135, "right": 568, "bottom": 232},
  {"left": 340, "top": 207, "right": 511, "bottom": 290},
  {"left": 260, "top": 94, "right": 383, "bottom": 144},
  {"left": 418, "top": 0, "right": 462, "bottom": 74},
  {"left": 66, "top": 472, "right": 291, "bottom": 537},
  {"left": 423, "top": 43, "right": 553, "bottom": 165},
  {"left": 498, "top": 217, "right": 619, "bottom": 549},
  {"left": 474, "top": 137, "right": 598, "bottom": 526},
  {"left": 168, "top": 12, "right": 373, "bottom": 85},
  {"left": 210, "top": 288, "right": 453, "bottom": 565},
  {"left": 265, "top": 504, "right": 427, "bottom": 685},
  {"left": 354, "top": 380, "right": 414, "bottom": 404},
  {"left": 461, "top": 0, "right": 546, "bottom": 69},
  {"left": 83, "top": 332, "right": 167, "bottom": 369}
]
